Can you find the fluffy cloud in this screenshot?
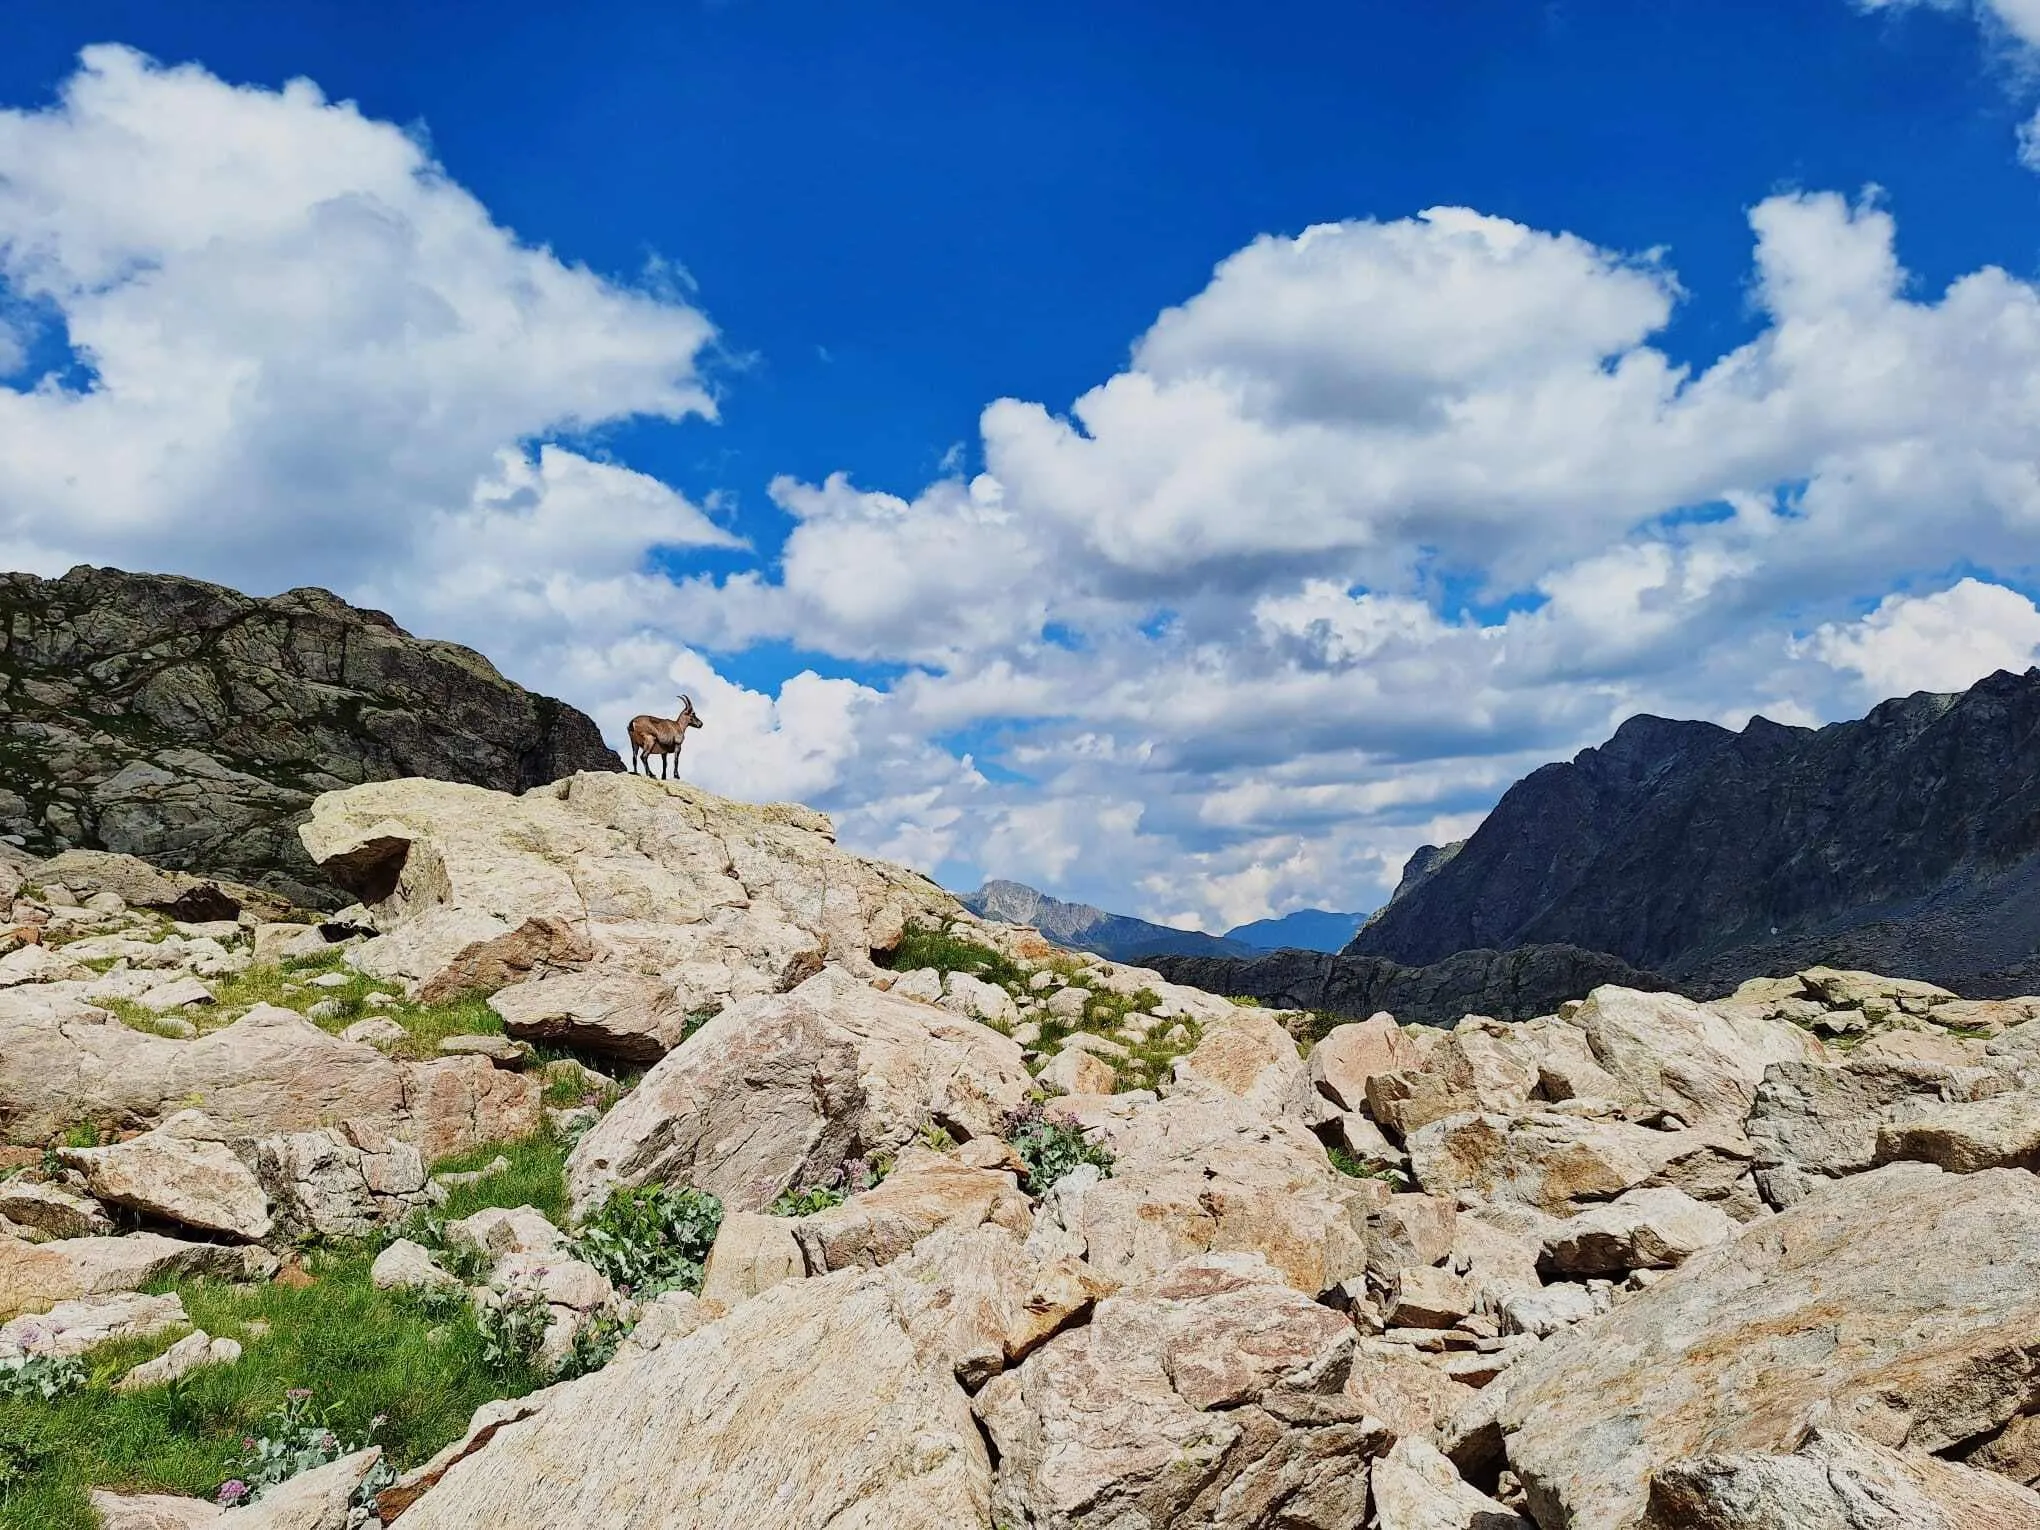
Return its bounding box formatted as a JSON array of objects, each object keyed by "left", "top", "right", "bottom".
[
  {"left": 7, "top": 46, "right": 2040, "bottom": 933},
  {"left": 0, "top": 44, "right": 715, "bottom": 594},
  {"left": 1796, "top": 579, "right": 2040, "bottom": 697}
]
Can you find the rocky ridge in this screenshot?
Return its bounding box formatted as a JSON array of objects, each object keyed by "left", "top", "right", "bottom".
[
  {"left": 0, "top": 566, "right": 620, "bottom": 907},
  {"left": 3, "top": 775, "right": 2040, "bottom": 1527},
  {"left": 1351, "top": 668, "right": 2040, "bottom": 994}
]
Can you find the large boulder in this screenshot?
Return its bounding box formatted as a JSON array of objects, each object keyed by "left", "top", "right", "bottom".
[
  {"left": 1744, "top": 1057, "right": 2005, "bottom": 1206},
  {"left": 1171, "top": 1007, "right": 1316, "bottom": 1120},
  {"left": 0, "top": 999, "right": 538, "bottom": 1160},
  {"left": 1307, "top": 1013, "right": 1419, "bottom": 1113},
  {"left": 1571, "top": 986, "right": 1822, "bottom": 1132},
  {"left": 59, "top": 1111, "right": 273, "bottom": 1241},
  {"left": 884, "top": 1226, "right": 1115, "bottom": 1390},
  {"left": 393, "top": 1269, "right": 992, "bottom": 1530},
  {"left": 1482, "top": 1163, "right": 2040, "bottom": 1530},
  {"left": 976, "top": 1253, "right": 1387, "bottom": 1530},
  {"left": 1031, "top": 1091, "right": 1376, "bottom": 1296},
  {"left": 1372, "top": 1435, "right": 1531, "bottom": 1530},
  {"left": 1873, "top": 1090, "right": 2040, "bottom": 1173},
  {"left": 791, "top": 1149, "right": 1032, "bottom": 1273},
  {"left": 297, "top": 772, "right": 960, "bottom": 1039},
  {"left": 566, "top": 968, "right": 1030, "bottom": 1216},
  {"left": 1406, "top": 1110, "right": 1751, "bottom": 1217},
  {"left": 1648, "top": 1427, "right": 2040, "bottom": 1530}
]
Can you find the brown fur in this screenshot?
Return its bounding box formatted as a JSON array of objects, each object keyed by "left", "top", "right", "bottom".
[{"left": 627, "top": 695, "right": 703, "bottom": 779}]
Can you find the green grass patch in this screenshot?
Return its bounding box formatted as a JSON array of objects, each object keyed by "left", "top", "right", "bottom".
[
  {"left": 0, "top": 1133, "right": 572, "bottom": 1528},
  {"left": 0, "top": 1248, "right": 542, "bottom": 1529},
  {"left": 878, "top": 923, "right": 1027, "bottom": 991}
]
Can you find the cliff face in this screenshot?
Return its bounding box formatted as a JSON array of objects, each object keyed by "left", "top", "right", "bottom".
[
  {"left": 1350, "top": 669, "right": 2040, "bottom": 995},
  {"left": 0, "top": 565, "right": 620, "bottom": 906}
]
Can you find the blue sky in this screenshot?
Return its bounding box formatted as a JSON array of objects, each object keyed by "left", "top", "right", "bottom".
[{"left": 4, "top": 1, "right": 2040, "bottom": 928}]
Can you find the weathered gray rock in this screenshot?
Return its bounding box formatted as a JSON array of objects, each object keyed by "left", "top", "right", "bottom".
[
  {"left": 254, "top": 1122, "right": 438, "bottom": 1240},
  {"left": 940, "top": 971, "right": 1019, "bottom": 1028},
  {"left": 299, "top": 770, "right": 959, "bottom": 1021},
  {"left": 1873, "top": 1090, "right": 2040, "bottom": 1173},
  {"left": 884, "top": 1226, "right": 1114, "bottom": 1390},
  {"left": 370, "top": 1238, "right": 458, "bottom": 1293},
  {"left": 87, "top": 1492, "right": 222, "bottom": 1529},
  {"left": 394, "top": 1269, "right": 992, "bottom": 1530},
  {"left": 0, "top": 998, "right": 539, "bottom": 1161},
  {"left": 1486, "top": 1163, "right": 2040, "bottom": 1530},
  {"left": 1538, "top": 1186, "right": 1735, "bottom": 1276},
  {"left": 0, "top": 1231, "right": 275, "bottom": 1320},
  {"left": 1031, "top": 1091, "right": 1377, "bottom": 1296},
  {"left": 60, "top": 1111, "right": 273, "bottom": 1242},
  {"left": 0, "top": 1179, "right": 113, "bottom": 1240},
  {"left": 1171, "top": 1006, "right": 1316, "bottom": 1120},
  {"left": 1648, "top": 1426, "right": 2040, "bottom": 1529},
  {"left": 487, "top": 970, "right": 691, "bottom": 1062},
  {"left": 977, "top": 1252, "right": 1386, "bottom": 1530},
  {"left": 0, "top": 566, "right": 619, "bottom": 907},
  {"left": 1406, "top": 1110, "right": 1750, "bottom": 1217},
  {"left": 1371, "top": 1435, "right": 1531, "bottom": 1530},
  {"left": 234, "top": 1448, "right": 384, "bottom": 1530},
  {"left": 1037, "top": 1046, "right": 1116, "bottom": 1096},
  {"left": 566, "top": 967, "right": 1029, "bottom": 1217},
  {"left": 1745, "top": 1057, "right": 2003, "bottom": 1206},
  {"left": 698, "top": 1212, "right": 806, "bottom": 1308},
  {"left": 1308, "top": 1013, "right": 1419, "bottom": 1112},
  {"left": 444, "top": 1205, "right": 563, "bottom": 1263},
  {"left": 0, "top": 1291, "right": 188, "bottom": 1359},
  {"left": 1571, "top": 986, "right": 1822, "bottom": 1132},
  {"left": 791, "top": 1149, "right": 1031, "bottom": 1273},
  {"left": 114, "top": 1329, "right": 241, "bottom": 1392}
]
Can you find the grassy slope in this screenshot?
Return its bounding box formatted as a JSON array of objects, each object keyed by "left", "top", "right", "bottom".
[{"left": 0, "top": 1135, "right": 568, "bottom": 1528}]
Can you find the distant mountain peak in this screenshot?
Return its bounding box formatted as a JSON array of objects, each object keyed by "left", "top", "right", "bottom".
[{"left": 959, "top": 879, "right": 1250, "bottom": 962}]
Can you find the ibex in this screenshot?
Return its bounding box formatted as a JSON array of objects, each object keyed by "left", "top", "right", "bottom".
[{"left": 628, "top": 695, "right": 703, "bottom": 779}]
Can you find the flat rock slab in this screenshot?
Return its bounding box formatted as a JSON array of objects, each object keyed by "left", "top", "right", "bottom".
[
  {"left": 0, "top": 1291, "right": 188, "bottom": 1359},
  {"left": 1649, "top": 1427, "right": 2040, "bottom": 1530},
  {"left": 1488, "top": 1162, "right": 2040, "bottom": 1530},
  {"left": 0, "top": 1232, "right": 275, "bottom": 1321}
]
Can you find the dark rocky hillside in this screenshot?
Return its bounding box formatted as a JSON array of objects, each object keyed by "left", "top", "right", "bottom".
[
  {"left": 1349, "top": 669, "right": 2040, "bottom": 996},
  {"left": 0, "top": 565, "right": 620, "bottom": 906},
  {"left": 1149, "top": 942, "right": 1667, "bottom": 1025}
]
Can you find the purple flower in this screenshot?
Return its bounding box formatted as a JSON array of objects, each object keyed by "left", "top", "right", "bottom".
[
  {"left": 285, "top": 1387, "right": 313, "bottom": 1400},
  {"left": 217, "top": 1480, "right": 250, "bottom": 1506}
]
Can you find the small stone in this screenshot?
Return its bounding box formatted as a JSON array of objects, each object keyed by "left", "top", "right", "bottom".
[
  {"left": 371, "top": 1238, "right": 460, "bottom": 1292},
  {"left": 306, "top": 971, "right": 352, "bottom": 989},
  {"left": 114, "top": 1330, "right": 242, "bottom": 1392},
  {"left": 305, "top": 999, "right": 344, "bottom": 1021},
  {"left": 340, "top": 1016, "right": 410, "bottom": 1048},
  {"left": 439, "top": 1033, "right": 534, "bottom": 1068}
]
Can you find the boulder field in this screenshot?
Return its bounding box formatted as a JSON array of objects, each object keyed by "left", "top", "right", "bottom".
[{"left": 6, "top": 774, "right": 2040, "bottom": 1527}]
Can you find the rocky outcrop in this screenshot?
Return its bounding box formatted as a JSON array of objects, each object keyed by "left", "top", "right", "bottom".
[
  {"left": 1350, "top": 669, "right": 2040, "bottom": 996},
  {"left": 0, "top": 1231, "right": 275, "bottom": 1321},
  {"left": 1648, "top": 1427, "right": 2040, "bottom": 1529},
  {"left": 299, "top": 772, "right": 962, "bottom": 1042},
  {"left": 565, "top": 967, "right": 1030, "bottom": 1216},
  {"left": 0, "top": 999, "right": 539, "bottom": 1160},
  {"left": 393, "top": 1269, "right": 993, "bottom": 1530},
  {"left": 1477, "top": 1163, "right": 2040, "bottom": 1530},
  {"left": 0, "top": 565, "right": 619, "bottom": 907},
  {"left": 975, "top": 1252, "right": 1388, "bottom": 1530},
  {"left": 1150, "top": 943, "right": 1669, "bottom": 1027}
]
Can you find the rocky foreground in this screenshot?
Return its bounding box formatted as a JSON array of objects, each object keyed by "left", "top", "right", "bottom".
[{"left": 3, "top": 773, "right": 2040, "bottom": 1527}]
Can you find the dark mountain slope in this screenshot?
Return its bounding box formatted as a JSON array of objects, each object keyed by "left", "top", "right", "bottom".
[
  {"left": 0, "top": 565, "right": 620, "bottom": 906},
  {"left": 1350, "top": 669, "right": 2040, "bottom": 993}
]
